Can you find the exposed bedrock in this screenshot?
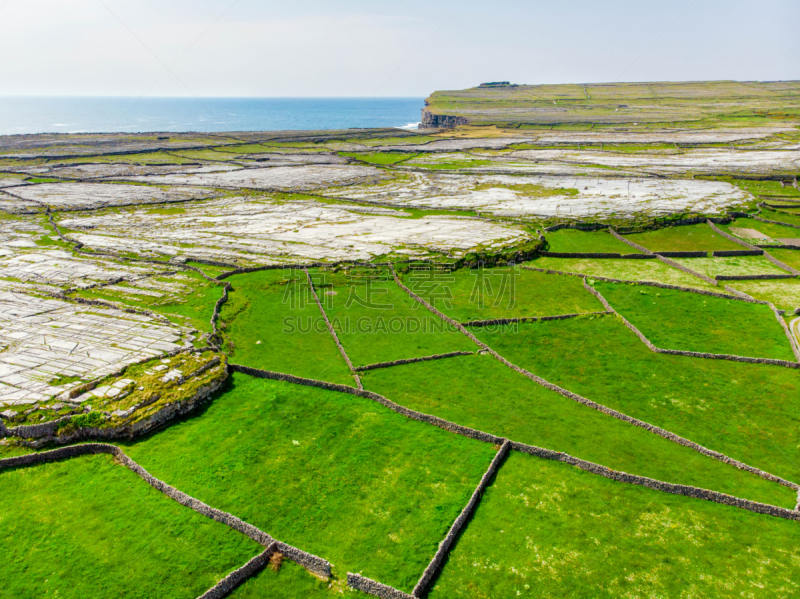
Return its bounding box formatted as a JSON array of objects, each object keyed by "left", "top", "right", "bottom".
[{"left": 421, "top": 109, "right": 469, "bottom": 129}]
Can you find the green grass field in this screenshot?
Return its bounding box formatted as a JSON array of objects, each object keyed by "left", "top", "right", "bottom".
[
  {"left": 758, "top": 207, "right": 800, "bottom": 226},
  {"left": 543, "top": 229, "right": 643, "bottom": 254},
  {"left": 429, "top": 452, "right": 800, "bottom": 599},
  {"left": 122, "top": 373, "right": 496, "bottom": 593},
  {"left": 721, "top": 278, "right": 800, "bottom": 311},
  {"left": 0, "top": 454, "right": 260, "bottom": 599},
  {"left": 623, "top": 224, "right": 743, "bottom": 252},
  {"left": 321, "top": 269, "right": 475, "bottom": 366},
  {"left": 721, "top": 219, "right": 800, "bottom": 243},
  {"left": 397, "top": 266, "right": 604, "bottom": 323},
  {"left": 361, "top": 352, "right": 794, "bottom": 507},
  {"left": 673, "top": 255, "right": 791, "bottom": 278},
  {"left": 339, "top": 151, "right": 419, "bottom": 165},
  {"left": 229, "top": 560, "right": 364, "bottom": 598},
  {"left": 525, "top": 256, "right": 716, "bottom": 289},
  {"left": 219, "top": 269, "right": 354, "bottom": 384},
  {"left": 472, "top": 316, "right": 800, "bottom": 485},
  {"left": 769, "top": 249, "right": 800, "bottom": 270},
  {"left": 594, "top": 281, "right": 795, "bottom": 360}
]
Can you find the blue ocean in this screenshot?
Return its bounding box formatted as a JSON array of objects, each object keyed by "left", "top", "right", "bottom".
[{"left": 0, "top": 97, "right": 425, "bottom": 135}]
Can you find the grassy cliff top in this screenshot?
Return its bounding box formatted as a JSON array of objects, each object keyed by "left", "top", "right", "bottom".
[{"left": 424, "top": 80, "right": 800, "bottom": 128}]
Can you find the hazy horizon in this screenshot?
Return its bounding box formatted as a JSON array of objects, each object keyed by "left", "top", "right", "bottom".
[{"left": 0, "top": 0, "right": 797, "bottom": 98}]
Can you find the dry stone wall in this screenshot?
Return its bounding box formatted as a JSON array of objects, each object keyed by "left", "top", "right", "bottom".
[
  {"left": 607, "top": 227, "right": 718, "bottom": 285},
  {"left": 716, "top": 274, "right": 797, "bottom": 281},
  {"left": 511, "top": 442, "right": 800, "bottom": 520},
  {"left": 707, "top": 220, "right": 800, "bottom": 275},
  {"left": 539, "top": 251, "right": 653, "bottom": 259},
  {"left": 197, "top": 545, "right": 277, "bottom": 599},
  {"left": 412, "top": 440, "right": 511, "bottom": 597},
  {"left": 462, "top": 311, "right": 612, "bottom": 328},
  {"left": 0, "top": 444, "right": 332, "bottom": 579},
  {"left": 390, "top": 265, "right": 800, "bottom": 492},
  {"left": 303, "top": 268, "right": 362, "bottom": 389},
  {"left": 656, "top": 251, "right": 708, "bottom": 258},
  {"left": 354, "top": 351, "right": 474, "bottom": 372},
  {"left": 713, "top": 250, "right": 764, "bottom": 257},
  {"left": 347, "top": 574, "right": 414, "bottom": 599}
]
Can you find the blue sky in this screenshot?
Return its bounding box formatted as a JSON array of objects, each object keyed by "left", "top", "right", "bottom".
[{"left": 0, "top": 0, "right": 797, "bottom": 96}]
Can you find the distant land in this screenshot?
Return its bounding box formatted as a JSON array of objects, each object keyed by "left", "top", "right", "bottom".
[{"left": 422, "top": 80, "right": 800, "bottom": 129}]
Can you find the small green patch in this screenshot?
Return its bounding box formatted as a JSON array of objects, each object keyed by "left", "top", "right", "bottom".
[
  {"left": 594, "top": 281, "right": 795, "bottom": 360},
  {"left": 623, "top": 224, "right": 743, "bottom": 252}
]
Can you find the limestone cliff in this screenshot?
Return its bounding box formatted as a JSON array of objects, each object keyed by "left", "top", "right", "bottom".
[{"left": 420, "top": 108, "right": 468, "bottom": 129}]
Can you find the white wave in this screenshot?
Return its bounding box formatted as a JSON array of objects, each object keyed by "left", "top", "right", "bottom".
[{"left": 397, "top": 122, "right": 421, "bottom": 130}]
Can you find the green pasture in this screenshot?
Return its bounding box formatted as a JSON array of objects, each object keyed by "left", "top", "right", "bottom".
[
  {"left": 594, "top": 281, "right": 795, "bottom": 360},
  {"left": 397, "top": 266, "right": 604, "bottom": 323},
  {"left": 0, "top": 454, "right": 259, "bottom": 599},
  {"left": 727, "top": 278, "right": 800, "bottom": 311},
  {"left": 544, "top": 229, "right": 642, "bottom": 253},
  {"left": 219, "top": 269, "right": 353, "bottom": 384},
  {"left": 122, "top": 373, "right": 496, "bottom": 593},
  {"left": 361, "top": 352, "right": 794, "bottom": 508},
  {"left": 320, "top": 269, "right": 475, "bottom": 366},
  {"left": 525, "top": 256, "right": 716, "bottom": 289},
  {"left": 473, "top": 316, "right": 800, "bottom": 485},
  {"left": 623, "top": 224, "right": 743, "bottom": 252},
  {"left": 673, "top": 255, "right": 790, "bottom": 278},
  {"left": 430, "top": 452, "right": 800, "bottom": 599}
]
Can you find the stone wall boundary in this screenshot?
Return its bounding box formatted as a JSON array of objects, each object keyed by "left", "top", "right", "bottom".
[
  {"left": 713, "top": 250, "right": 764, "bottom": 257},
  {"left": 521, "top": 264, "right": 757, "bottom": 303},
  {"left": 412, "top": 440, "right": 511, "bottom": 597},
  {"left": 707, "top": 220, "right": 800, "bottom": 275},
  {"left": 304, "top": 268, "right": 362, "bottom": 389},
  {"left": 389, "top": 265, "right": 800, "bottom": 492},
  {"left": 196, "top": 544, "right": 277, "bottom": 599},
  {"left": 773, "top": 304, "right": 800, "bottom": 362},
  {"left": 354, "top": 351, "right": 474, "bottom": 372},
  {"left": 461, "top": 311, "right": 612, "bottom": 328},
  {"left": 347, "top": 574, "right": 415, "bottom": 599},
  {"left": 584, "top": 281, "right": 800, "bottom": 368},
  {"left": 607, "top": 227, "right": 653, "bottom": 254},
  {"left": 656, "top": 251, "right": 708, "bottom": 258},
  {"left": 228, "top": 364, "right": 800, "bottom": 526},
  {"left": 0, "top": 444, "right": 333, "bottom": 579},
  {"left": 215, "top": 261, "right": 393, "bottom": 281},
  {"left": 716, "top": 274, "right": 797, "bottom": 281},
  {"left": 511, "top": 442, "right": 800, "bottom": 520},
  {"left": 751, "top": 211, "right": 800, "bottom": 230},
  {"left": 607, "top": 227, "right": 718, "bottom": 285},
  {"left": 543, "top": 222, "right": 607, "bottom": 233},
  {"left": 539, "top": 251, "right": 652, "bottom": 259}
]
